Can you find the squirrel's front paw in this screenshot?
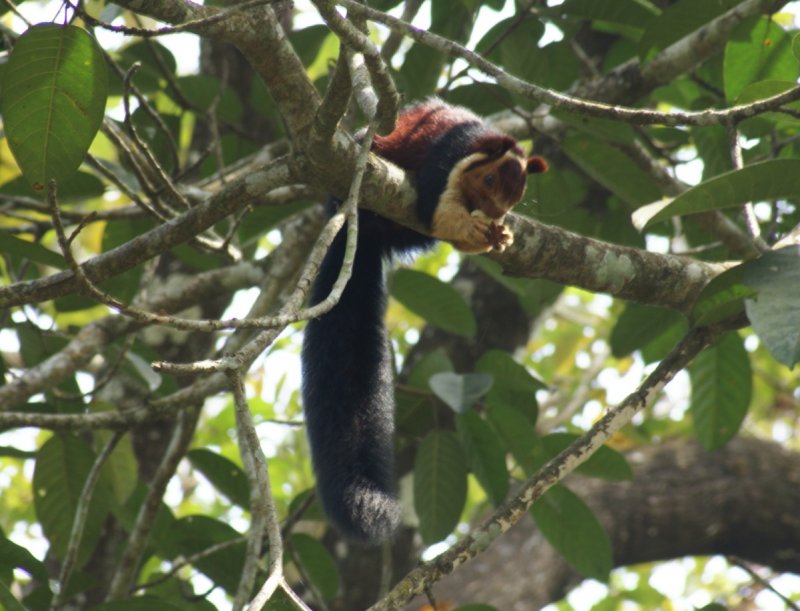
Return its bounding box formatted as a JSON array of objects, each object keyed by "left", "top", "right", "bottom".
[
  {"left": 487, "top": 222, "right": 513, "bottom": 252},
  {"left": 471, "top": 210, "right": 512, "bottom": 252},
  {"left": 463, "top": 212, "right": 494, "bottom": 251}
]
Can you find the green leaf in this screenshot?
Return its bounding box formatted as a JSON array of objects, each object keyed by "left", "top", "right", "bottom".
[
  {"left": 793, "top": 32, "right": 800, "bottom": 62},
  {"left": 0, "top": 580, "right": 27, "bottom": 611},
  {"left": 187, "top": 448, "right": 250, "bottom": 510},
  {"left": 639, "top": 0, "right": 740, "bottom": 59},
  {"left": 429, "top": 372, "right": 493, "bottom": 414},
  {"left": 487, "top": 404, "right": 542, "bottom": 474},
  {"left": 0, "top": 446, "right": 37, "bottom": 459},
  {"left": 0, "top": 533, "right": 48, "bottom": 580},
  {"left": 476, "top": 350, "right": 542, "bottom": 422},
  {"left": 414, "top": 431, "right": 468, "bottom": 544},
  {"left": 541, "top": 433, "right": 633, "bottom": 481},
  {"left": 89, "top": 597, "right": 186, "bottom": 611},
  {"left": 32, "top": 434, "right": 112, "bottom": 563},
  {"left": 531, "top": 484, "right": 612, "bottom": 582},
  {"left": 408, "top": 349, "right": 454, "bottom": 388},
  {"left": 261, "top": 588, "right": 298, "bottom": 611},
  {"left": 290, "top": 533, "right": 339, "bottom": 600},
  {"left": 470, "top": 257, "right": 563, "bottom": 317},
  {"left": 689, "top": 332, "right": 752, "bottom": 450},
  {"left": 174, "top": 75, "right": 243, "bottom": 123},
  {"left": 0, "top": 170, "right": 105, "bottom": 202},
  {"left": 742, "top": 246, "right": 800, "bottom": 367},
  {"left": 610, "top": 303, "right": 687, "bottom": 359},
  {"left": 288, "top": 24, "right": 331, "bottom": 67},
  {"left": 1, "top": 24, "right": 108, "bottom": 189},
  {"left": 561, "top": 0, "right": 659, "bottom": 30},
  {"left": 562, "top": 136, "right": 661, "bottom": 207},
  {"left": 390, "top": 268, "right": 476, "bottom": 337},
  {"left": 457, "top": 412, "right": 509, "bottom": 505},
  {"left": 692, "top": 125, "right": 732, "bottom": 180},
  {"left": 0, "top": 230, "right": 66, "bottom": 269},
  {"left": 475, "top": 16, "right": 544, "bottom": 81},
  {"left": 724, "top": 17, "right": 797, "bottom": 103},
  {"left": 396, "top": 350, "right": 452, "bottom": 436},
  {"left": 398, "top": 0, "right": 471, "bottom": 99},
  {"left": 691, "top": 266, "right": 754, "bottom": 326},
  {"left": 162, "top": 515, "right": 245, "bottom": 594},
  {"left": 112, "top": 40, "right": 177, "bottom": 95},
  {"left": 633, "top": 160, "right": 800, "bottom": 230},
  {"left": 95, "top": 426, "right": 138, "bottom": 505}
]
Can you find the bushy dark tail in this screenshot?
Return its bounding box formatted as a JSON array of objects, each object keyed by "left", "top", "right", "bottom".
[{"left": 301, "top": 221, "right": 400, "bottom": 544}]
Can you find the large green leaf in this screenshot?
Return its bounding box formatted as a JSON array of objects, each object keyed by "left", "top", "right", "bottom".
[
  {"left": 288, "top": 24, "right": 330, "bottom": 68},
  {"left": 396, "top": 350, "right": 453, "bottom": 436},
  {"left": 0, "top": 580, "right": 27, "bottom": 611},
  {"left": 692, "top": 125, "right": 733, "bottom": 181},
  {"left": 476, "top": 350, "right": 543, "bottom": 422},
  {"left": 414, "top": 431, "right": 468, "bottom": 544},
  {"left": 0, "top": 533, "right": 48, "bottom": 581},
  {"left": 398, "top": 0, "right": 472, "bottom": 99},
  {"left": 562, "top": 136, "right": 661, "bottom": 207},
  {"left": 691, "top": 266, "right": 754, "bottom": 327},
  {"left": 291, "top": 533, "right": 339, "bottom": 600},
  {"left": 0, "top": 170, "right": 105, "bottom": 201},
  {"left": 187, "top": 448, "right": 250, "bottom": 510},
  {"left": 1, "top": 24, "right": 108, "bottom": 189},
  {"left": 610, "top": 303, "right": 687, "bottom": 359},
  {"left": 457, "top": 412, "right": 509, "bottom": 505},
  {"left": 32, "top": 434, "right": 112, "bottom": 563},
  {"left": 561, "top": 0, "right": 659, "bottom": 30},
  {"left": 161, "top": 515, "right": 245, "bottom": 594},
  {"left": 475, "top": 16, "right": 545, "bottom": 82},
  {"left": 689, "top": 332, "right": 752, "bottom": 450},
  {"left": 531, "top": 484, "right": 612, "bottom": 582},
  {"left": 429, "top": 372, "right": 493, "bottom": 414},
  {"left": 724, "top": 17, "right": 797, "bottom": 102},
  {"left": 742, "top": 246, "right": 800, "bottom": 367},
  {"left": 639, "top": 0, "right": 740, "bottom": 59},
  {"left": 95, "top": 427, "right": 138, "bottom": 505},
  {"left": 633, "top": 160, "right": 800, "bottom": 229},
  {"left": 487, "top": 404, "right": 542, "bottom": 474},
  {"left": 390, "top": 268, "right": 476, "bottom": 337},
  {"left": 111, "top": 40, "right": 177, "bottom": 95},
  {"left": 0, "top": 230, "right": 66, "bottom": 269}
]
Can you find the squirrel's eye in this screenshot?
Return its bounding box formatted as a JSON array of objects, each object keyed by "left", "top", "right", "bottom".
[{"left": 484, "top": 174, "right": 496, "bottom": 186}]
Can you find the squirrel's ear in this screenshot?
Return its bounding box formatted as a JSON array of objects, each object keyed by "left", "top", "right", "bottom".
[{"left": 527, "top": 156, "right": 549, "bottom": 174}]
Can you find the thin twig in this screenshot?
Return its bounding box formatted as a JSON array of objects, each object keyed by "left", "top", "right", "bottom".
[
  {"left": 106, "top": 408, "right": 199, "bottom": 600},
  {"left": 152, "top": 124, "right": 377, "bottom": 374},
  {"left": 228, "top": 370, "right": 273, "bottom": 611},
  {"left": 726, "top": 121, "right": 769, "bottom": 253},
  {"left": 338, "top": 0, "right": 800, "bottom": 127},
  {"left": 727, "top": 556, "right": 800, "bottom": 611},
  {"left": 70, "top": 0, "right": 272, "bottom": 37},
  {"left": 51, "top": 431, "right": 125, "bottom": 610},
  {"left": 133, "top": 537, "right": 247, "bottom": 592}
]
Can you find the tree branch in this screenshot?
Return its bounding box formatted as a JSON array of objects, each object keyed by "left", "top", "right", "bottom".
[{"left": 372, "top": 316, "right": 744, "bottom": 609}]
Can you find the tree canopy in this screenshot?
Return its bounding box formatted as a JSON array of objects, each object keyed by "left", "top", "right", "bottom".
[{"left": 0, "top": 0, "right": 799, "bottom": 610}]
